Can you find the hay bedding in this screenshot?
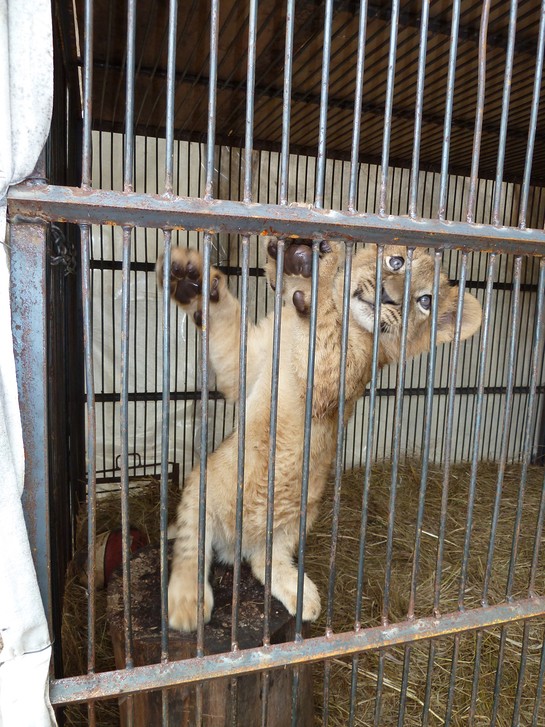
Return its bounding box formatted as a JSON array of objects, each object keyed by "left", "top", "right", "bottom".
[{"left": 61, "top": 463, "right": 545, "bottom": 726}]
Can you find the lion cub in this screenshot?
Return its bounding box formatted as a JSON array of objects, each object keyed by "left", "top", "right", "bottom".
[{"left": 157, "top": 241, "right": 482, "bottom": 631}]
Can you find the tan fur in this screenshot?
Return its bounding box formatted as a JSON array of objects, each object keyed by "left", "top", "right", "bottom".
[{"left": 157, "top": 242, "right": 482, "bottom": 631}]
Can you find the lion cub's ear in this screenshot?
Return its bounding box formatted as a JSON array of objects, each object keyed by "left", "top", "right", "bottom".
[{"left": 436, "top": 290, "right": 483, "bottom": 344}]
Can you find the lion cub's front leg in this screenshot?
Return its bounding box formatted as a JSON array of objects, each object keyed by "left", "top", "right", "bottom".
[{"left": 157, "top": 247, "right": 243, "bottom": 402}]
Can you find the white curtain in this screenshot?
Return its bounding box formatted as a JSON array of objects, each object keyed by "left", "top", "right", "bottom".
[{"left": 0, "top": 1, "right": 56, "bottom": 725}]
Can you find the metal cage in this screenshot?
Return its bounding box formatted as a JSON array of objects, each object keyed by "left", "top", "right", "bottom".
[{"left": 7, "top": 0, "right": 545, "bottom": 724}]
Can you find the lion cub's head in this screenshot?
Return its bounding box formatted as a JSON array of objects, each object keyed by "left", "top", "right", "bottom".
[{"left": 346, "top": 245, "right": 482, "bottom": 362}]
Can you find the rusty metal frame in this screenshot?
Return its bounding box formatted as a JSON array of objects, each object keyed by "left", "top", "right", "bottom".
[
  {"left": 8, "top": 184, "right": 545, "bottom": 255},
  {"left": 9, "top": 211, "right": 52, "bottom": 628},
  {"left": 48, "top": 596, "right": 545, "bottom": 704}
]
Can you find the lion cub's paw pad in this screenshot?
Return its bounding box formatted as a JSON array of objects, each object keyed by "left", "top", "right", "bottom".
[
  {"left": 267, "top": 239, "right": 333, "bottom": 280},
  {"left": 292, "top": 290, "right": 307, "bottom": 313},
  {"left": 284, "top": 244, "right": 314, "bottom": 277}
]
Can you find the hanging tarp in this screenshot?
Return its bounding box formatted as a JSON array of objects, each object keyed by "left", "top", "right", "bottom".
[{"left": 0, "top": 1, "right": 56, "bottom": 725}]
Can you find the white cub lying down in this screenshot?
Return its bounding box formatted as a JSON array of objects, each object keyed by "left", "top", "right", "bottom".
[{"left": 156, "top": 241, "right": 482, "bottom": 631}]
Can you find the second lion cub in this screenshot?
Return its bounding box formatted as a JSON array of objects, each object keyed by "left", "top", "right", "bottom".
[{"left": 157, "top": 241, "right": 482, "bottom": 631}]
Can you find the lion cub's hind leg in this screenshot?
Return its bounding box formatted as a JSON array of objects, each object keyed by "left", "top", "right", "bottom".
[
  {"left": 168, "top": 483, "right": 214, "bottom": 632},
  {"left": 249, "top": 540, "right": 321, "bottom": 622}
]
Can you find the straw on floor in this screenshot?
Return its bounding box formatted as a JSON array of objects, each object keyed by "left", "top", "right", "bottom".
[{"left": 61, "top": 461, "right": 545, "bottom": 726}]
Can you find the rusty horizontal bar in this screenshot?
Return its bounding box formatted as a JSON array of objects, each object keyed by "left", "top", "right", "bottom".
[
  {"left": 48, "top": 596, "right": 545, "bottom": 705},
  {"left": 8, "top": 184, "right": 545, "bottom": 255}
]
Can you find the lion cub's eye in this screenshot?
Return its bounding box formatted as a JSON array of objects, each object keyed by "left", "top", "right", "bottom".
[
  {"left": 387, "top": 256, "right": 405, "bottom": 271},
  {"left": 418, "top": 294, "right": 432, "bottom": 310}
]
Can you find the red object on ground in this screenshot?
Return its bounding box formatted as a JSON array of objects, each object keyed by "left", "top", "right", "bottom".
[{"left": 102, "top": 529, "right": 149, "bottom": 587}]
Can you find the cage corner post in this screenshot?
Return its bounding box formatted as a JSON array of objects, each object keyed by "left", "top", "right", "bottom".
[{"left": 8, "top": 169, "right": 52, "bottom": 638}]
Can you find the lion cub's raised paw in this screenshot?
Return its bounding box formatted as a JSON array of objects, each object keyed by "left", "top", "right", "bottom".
[
  {"left": 265, "top": 239, "right": 340, "bottom": 314},
  {"left": 156, "top": 247, "right": 224, "bottom": 327}
]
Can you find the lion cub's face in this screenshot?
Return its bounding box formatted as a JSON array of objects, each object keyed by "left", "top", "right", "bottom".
[{"left": 348, "top": 246, "right": 482, "bottom": 358}]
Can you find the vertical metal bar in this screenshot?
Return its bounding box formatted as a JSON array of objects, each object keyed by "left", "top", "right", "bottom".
[
  {"left": 468, "top": 249, "right": 513, "bottom": 726},
  {"left": 433, "top": 253, "right": 468, "bottom": 614},
  {"left": 438, "top": 0, "right": 461, "bottom": 220},
  {"left": 348, "top": 1, "right": 368, "bottom": 212},
  {"left": 290, "top": 241, "right": 320, "bottom": 727},
  {"left": 421, "top": 640, "right": 436, "bottom": 726},
  {"left": 119, "top": 228, "right": 134, "bottom": 719},
  {"left": 121, "top": 19, "right": 137, "bottom": 707},
  {"left": 407, "top": 251, "right": 441, "bottom": 620},
  {"left": 511, "top": 621, "right": 531, "bottom": 727},
  {"left": 261, "top": 239, "right": 285, "bottom": 727},
  {"left": 231, "top": 236, "right": 251, "bottom": 727},
  {"left": 204, "top": 0, "right": 220, "bottom": 201},
  {"left": 294, "top": 239, "right": 320, "bottom": 639},
  {"left": 466, "top": 0, "right": 491, "bottom": 223},
  {"left": 378, "top": 0, "right": 400, "bottom": 216},
  {"left": 397, "top": 644, "right": 412, "bottom": 727},
  {"left": 375, "top": 249, "right": 414, "bottom": 724},
  {"left": 492, "top": 0, "right": 518, "bottom": 225},
  {"left": 458, "top": 255, "right": 496, "bottom": 608},
  {"left": 230, "top": 235, "right": 249, "bottom": 701},
  {"left": 9, "top": 211, "right": 54, "bottom": 672},
  {"left": 518, "top": 0, "right": 545, "bottom": 228},
  {"left": 231, "top": 9, "right": 257, "bottom": 715},
  {"left": 491, "top": 628, "right": 508, "bottom": 726},
  {"left": 482, "top": 255, "right": 522, "bottom": 604},
  {"left": 196, "top": 12, "right": 219, "bottom": 718},
  {"left": 196, "top": 233, "right": 212, "bottom": 726},
  {"left": 399, "top": 251, "right": 441, "bottom": 727},
  {"left": 124, "top": 0, "right": 137, "bottom": 192},
  {"left": 468, "top": 631, "right": 483, "bottom": 727},
  {"left": 80, "top": 223, "right": 97, "bottom": 687},
  {"left": 408, "top": 0, "right": 430, "bottom": 219},
  {"left": 374, "top": 653, "right": 386, "bottom": 727},
  {"left": 81, "top": 0, "right": 93, "bottom": 188},
  {"left": 322, "top": 242, "right": 353, "bottom": 725},
  {"left": 505, "top": 256, "right": 540, "bottom": 599},
  {"left": 243, "top": 0, "right": 258, "bottom": 204},
  {"left": 164, "top": 0, "right": 178, "bottom": 195},
  {"left": 349, "top": 246, "right": 384, "bottom": 727},
  {"left": 354, "top": 245, "right": 383, "bottom": 629},
  {"left": 324, "top": 242, "right": 353, "bottom": 634},
  {"left": 315, "top": 0, "right": 334, "bottom": 209},
  {"left": 490, "top": 255, "right": 538, "bottom": 727},
  {"left": 381, "top": 248, "right": 413, "bottom": 625},
  {"left": 422, "top": 254, "right": 469, "bottom": 722},
  {"left": 445, "top": 635, "right": 461, "bottom": 726},
  {"left": 279, "top": 0, "right": 295, "bottom": 205},
  {"left": 160, "top": 231, "right": 171, "bottom": 727},
  {"left": 120, "top": 225, "right": 134, "bottom": 668}
]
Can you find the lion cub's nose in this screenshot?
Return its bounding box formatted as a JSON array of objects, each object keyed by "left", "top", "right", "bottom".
[{"left": 381, "top": 287, "right": 397, "bottom": 306}]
